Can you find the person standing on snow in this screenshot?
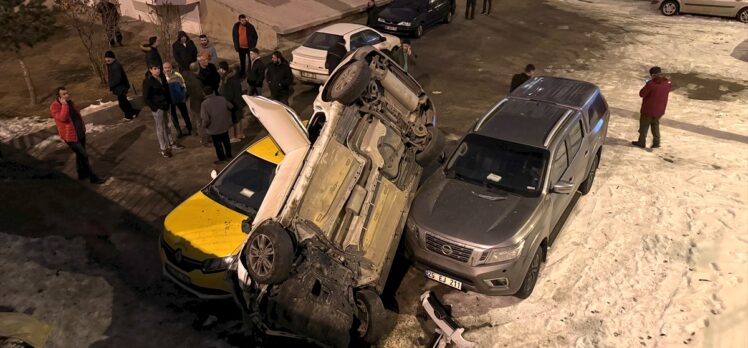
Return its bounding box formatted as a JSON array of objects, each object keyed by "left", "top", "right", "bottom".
[
  {"left": 141, "top": 36, "right": 163, "bottom": 71},
  {"left": 50, "top": 87, "right": 104, "bottom": 184},
  {"left": 172, "top": 31, "right": 198, "bottom": 72},
  {"left": 232, "top": 14, "right": 258, "bottom": 78},
  {"left": 265, "top": 51, "right": 293, "bottom": 106},
  {"left": 163, "top": 62, "right": 192, "bottom": 136},
  {"left": 632, "top": 66, "right": 671, "bottom": 149},
  {"left": 105, "top": 51, "right": 139, "bottom": 121}
]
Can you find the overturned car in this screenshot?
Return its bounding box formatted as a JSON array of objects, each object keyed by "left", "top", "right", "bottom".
[{"left": 231, "top": 46, "right": 442, "bottom": 347}]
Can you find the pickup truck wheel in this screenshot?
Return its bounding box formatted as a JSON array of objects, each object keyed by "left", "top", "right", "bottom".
[
  {"left": 660, "top": 0, "right": 679, "bottom": 16},
  {"left": 329, "top": 61, "right": 371, "bottom": 106},
  {"left": 514, "top": 246, "right": 542, "bottom": 299},
  {"left": 416, "top": 125, "right": 445, "bottom": 166},
  {"left": 245, "top": 222, "right": 294, "bottom": 285},
  {"left": 579, "top": 154, "right": 600, "bottom": 195},
  {"left": 354, "top": 289, "right": 386, "bottom": 344}
]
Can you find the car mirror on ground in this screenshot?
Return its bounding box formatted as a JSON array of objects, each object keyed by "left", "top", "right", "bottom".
[
  {"left": 210, "top": 169, "right": 218, "bottom": 179},
  {"left": 552, "top": 180, "right": 574, "bottom": 194}
]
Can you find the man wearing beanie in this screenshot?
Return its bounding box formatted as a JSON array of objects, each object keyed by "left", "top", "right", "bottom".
[
  {"left": 104, "top": 50, "right": 139, "bottom": 120},
  {"left": 632, "top": 66, "right": 672, "bottom": 149}
]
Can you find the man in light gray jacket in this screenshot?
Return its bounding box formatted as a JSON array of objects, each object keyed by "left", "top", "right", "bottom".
[{"left": 200, "top": 85, "right": 234, "bottom": 164}]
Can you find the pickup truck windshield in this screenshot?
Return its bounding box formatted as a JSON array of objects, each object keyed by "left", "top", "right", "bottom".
[
  {"left": 203, "top": 152, "right": 276, "bottom": 217},
  {"left": 303, "top": 32, "right": 344, "bottom": 51},
  {"left": 446, "top": 134, "right": 547, "bottom": 195}
]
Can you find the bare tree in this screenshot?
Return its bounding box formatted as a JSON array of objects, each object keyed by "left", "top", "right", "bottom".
[
  {"left": 0, "top": 0, "right": 57, "bottom": 105},
  {"left": 147, "top": 1, "right": 184, "bottom": 64},
  {"left": 54, "top": 0, "right": 109, "bottom": 87}
]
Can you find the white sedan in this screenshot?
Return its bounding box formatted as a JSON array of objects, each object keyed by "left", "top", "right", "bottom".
[{"left": 290, "top": 23, "right": 400, "bottom": 84}]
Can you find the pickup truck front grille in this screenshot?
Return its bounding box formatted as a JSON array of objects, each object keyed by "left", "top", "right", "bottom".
[{"left": 425, "top": 233, "right": 473, "bottom": 263}]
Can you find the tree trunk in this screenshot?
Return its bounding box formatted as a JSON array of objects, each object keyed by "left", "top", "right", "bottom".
[{"left": 17, "top": 55, "right": 37, "bottom": 105}]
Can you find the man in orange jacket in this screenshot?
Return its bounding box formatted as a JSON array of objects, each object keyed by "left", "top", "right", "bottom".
[{"left": 50, "top": 87, "right": 104, "bottom": 184}]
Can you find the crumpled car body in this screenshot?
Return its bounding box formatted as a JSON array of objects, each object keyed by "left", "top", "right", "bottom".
[{"left": 231, "top": 46, "right": 440, "bottom": 347}]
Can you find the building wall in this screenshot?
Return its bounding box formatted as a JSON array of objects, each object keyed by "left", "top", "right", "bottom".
[
  {"left": 198, "top": 0, "right": 279, "bottom": 51},
  {"left": 119, "top": 0, "right": 202, "bottom": 34}
]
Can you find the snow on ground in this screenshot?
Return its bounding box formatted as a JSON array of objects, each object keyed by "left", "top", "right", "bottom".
[
  {"left": 383, "top": 1, "right": 748, "bottom": 347},
  {"left": 0, "top": 116, "right": 54, "bottom": 143}
]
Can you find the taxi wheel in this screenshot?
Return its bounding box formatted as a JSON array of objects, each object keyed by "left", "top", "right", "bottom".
[
  {"left": 354, "top": 289, "right": 386, "bottom": 344},
  {"left": 330, "top": 60, "right": 371, "bottom": 106},
  {"left": 245, "top": 222, "right": 294, "bottom": 285},
  {"left": 416, "top": 125, "right": 445, "bottom": 166}
]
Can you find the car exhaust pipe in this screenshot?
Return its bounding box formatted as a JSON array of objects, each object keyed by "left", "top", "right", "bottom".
[{"left": 380, "top": 68, "right": 420, "bottom": 113}]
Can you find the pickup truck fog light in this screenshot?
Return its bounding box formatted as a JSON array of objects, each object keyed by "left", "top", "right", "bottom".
[
  {"left": 480, "top": 240, "right": 524, "bottom": 265},
  {"left": 202, "top": 255, "right": 237, "bottom": 273}
]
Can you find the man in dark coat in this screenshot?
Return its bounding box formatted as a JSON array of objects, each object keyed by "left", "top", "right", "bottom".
[
  {"left": 197, "top": 52, "right": 221, "bottom": 94},
  {"left": 185, "top": 62, "right": 208, "bottom": 144},
  {"left": 481, "top": 0, "right": 492, "bottom": 15},
  {"left": 50, "top": 87, "right": 103, "bottom": 184},
  {"left": 172, "top": 31, "right": 198, "bottom": 72},
  {"left": 510, "top": 64, "right": 535, "bottom": 92},
  {"left": 366, "top": 0, "right": 383, "bottom": 27},
  {"left": 143, "top": 64, "right": 184, "bottom": 158},
  {"left": 218, "top": 61, "right": 246, "bottom": 142},
  {"left": 232, "top": 14, "right": 258, "bottom": 78},
  {"left": 105, "top": 51, "right": 139, "bottom": 120},
  {"left": 632, "top": 66, "right": 672, "bottom": 149},
  {"left": 140, "top": 36, "right": 163, "bottom": 70},
  {"left": 200, "top": 85, "right": 234, "bottom": 164},
  {"left": 96, "top": 0, "right": 122, "bottom": 46},
  {"left": 466, "top": 0, "right": 476, "bottom": 19},
  {"left": 247, "top": 48, "right": 265, "bottom": 96},
  {"left": 266, "top": 51, "right": 294, "bottom": 106},
  {"left": 393, "top": 40, "right": 417, "bottom": 75},
  {"left": 325, "top": 39, "right": 348, "bottom": 75}
]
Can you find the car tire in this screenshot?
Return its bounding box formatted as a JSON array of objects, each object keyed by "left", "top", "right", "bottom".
[
  {"left": 416, "top": 125, "right": 445, "bottom": 166},
  {"left": 415, "top": 24, "right": 424, "bottom": 38},
  {"left": 329, "top": 61, "right": 371, "bottom": 106},
  {"left": 354, "top": 289, "right": 387, "bottom": 344},
  {"left": 244, "top": 221, "right": 294, "bottom": 285},
  {"left": 660, "top": 0, "right": 679, "bottom": 16},
  {"left": 738, "top": 7, "right": 748, "bottom": 23},
  {"left": 514, "top": 246, "right": 542, "bottom": 299},
  {"left": 578, "top": 153, "right": 600, "bottom": 195},
  {"left": 444, "top": 10, "right": 453, "bottom": 24}
]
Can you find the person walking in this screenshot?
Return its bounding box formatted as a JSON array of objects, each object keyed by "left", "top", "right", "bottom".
[
  {"left": 96, "top": 0, "right": 122, "bottom": 46},
  {"left": 466, "top": 0, "right": 477, "bottom": 19},
  {"left": 632, "top": 66, "right": 671, "bottom": 149},
  {"left": 197, "top": 52, "right": 221, "bottom": 94},
  {"left": 232, "top": 14, "right": 258, "bottom": 78},
  {"left": 172, "top": 31, "right": 198, "bottom": 72},
  {"left": 184, "top": 62, "right": 208, "bottom": 145},
  {"left": 481, "top": 0, "right": 492, "bottom": 15},
  {"left": 247, "top": 48, "right": 265, "bottom": 96},
  {"left": 325, "top": 38, "right": 347, "bottom": 75},
  {"left": 218, "top": 61, "right": 246, "bottom": 143},
  {"left": 510, "top": 64, "right": 535, "bottom": 92},
  {"left": 163, "top": 62, "right": 192, "bottom": 136},
  {"left": 200, "top": 85, "right": 234, "bottom": 164},
  {"left": 104, "top": 51, "right": 139, "bottom": 120},
  {"left": 198, "top": 34, "right": 219, "bottom": 65},
  {"left": 265, "top": 51, "right": 293, "bottom": 106},
  {"left": 140, "top": 36, "right": 163, "bottom": 70},
  {"left": 393, "top": 39, "right": 417, "bottom": 74},
  {"left": 142, "top": 64, "right": 184, "bottom": 158},
  {"left": 50, "top": 87, "right": 104, "bottom": 184}
]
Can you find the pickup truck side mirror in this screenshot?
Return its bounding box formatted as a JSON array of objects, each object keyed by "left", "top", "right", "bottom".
[
  {"left": 551, "top": 180, "right": 574, "bottom": 194},
  {"left": 210, "top": 169, "right": 218, "bottom": 179}
]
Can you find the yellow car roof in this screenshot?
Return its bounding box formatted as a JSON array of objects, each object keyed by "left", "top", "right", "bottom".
[{"left": 246, "top": 135, "right": 284, "bottom": 164}]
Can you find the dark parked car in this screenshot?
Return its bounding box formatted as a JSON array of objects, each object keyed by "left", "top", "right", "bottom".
[
  {"left": 404, "top": 76, "right": 610, "bottom": 299},
  {"left": 375, "top": 0, "right": 456, "bottom": 38}
]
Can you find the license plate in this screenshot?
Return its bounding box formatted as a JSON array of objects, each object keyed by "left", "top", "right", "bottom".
[
  {"left": 301, "top": 71, "right": 316, "bottom": 78},
  {"left": 425, "top": 270, "right": 463, "bottom": 290},
  {"left": 385, "top": 25, "right": 398, "bottom": 31},
  {"left": 166, "top": 263, "right": 191, "bottom": 285}
]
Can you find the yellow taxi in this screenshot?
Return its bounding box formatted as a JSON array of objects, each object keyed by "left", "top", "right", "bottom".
[{"left": 159, "top": 135, "right": 283, "bottom": 299}]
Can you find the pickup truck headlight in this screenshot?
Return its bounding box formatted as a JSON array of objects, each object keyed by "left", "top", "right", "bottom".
[
  {"left": 202, "top": 255, "right": 237, "bottom": 273},
  {"left": 481, "top": 240, "right": 524, "bottom": 265},
  {"left": 398, "top": 21, "right": 412, "bottom": 26}
]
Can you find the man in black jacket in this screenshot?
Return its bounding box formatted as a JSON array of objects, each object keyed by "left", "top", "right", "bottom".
[
  {"left": 232, "top": 14, "right": 258, "bottom": 78},
  {"left": 466, "top": 0, "right": 476, "bottom": 19},
  {"left": 197, "top": 53, "right": 221, "bottom": 94},
  {"left": 142, "top": 64, "right": 184, "bottom": 158},
  {"left": 172, "top": 31, "right": 198, "bottom": 72},
  {"left": 218, "top": 61, "right": 246, "bottom": 142},
  {"left": 247, "top": 48, "right": 265, "bottom": 96},
  {"left": 266, "top": 51, "right": 293, "bottom": 106},
  {"left": 325, "top": 38, "right": 347, "bottom": 75},
  {"left": 140, "top": 36, "right": 163, "bottom": 70},
  {"left": 105, "top": 51, "right": 139, "bottom": 120},
  {"left": 510, "top": 64, "right": 535, "bottom": 93}
]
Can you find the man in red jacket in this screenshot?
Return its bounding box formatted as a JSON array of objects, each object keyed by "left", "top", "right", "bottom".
[
  {"left": 50, "top": 87, "right": 103, "bottom": 184},
  {"left": 633, "top": 66, "right": 671, "bottom": 149}
]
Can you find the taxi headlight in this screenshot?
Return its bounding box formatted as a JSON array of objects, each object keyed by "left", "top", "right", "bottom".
[{"left": 202, "top": 255, "right": 237, "bottom": 273}]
